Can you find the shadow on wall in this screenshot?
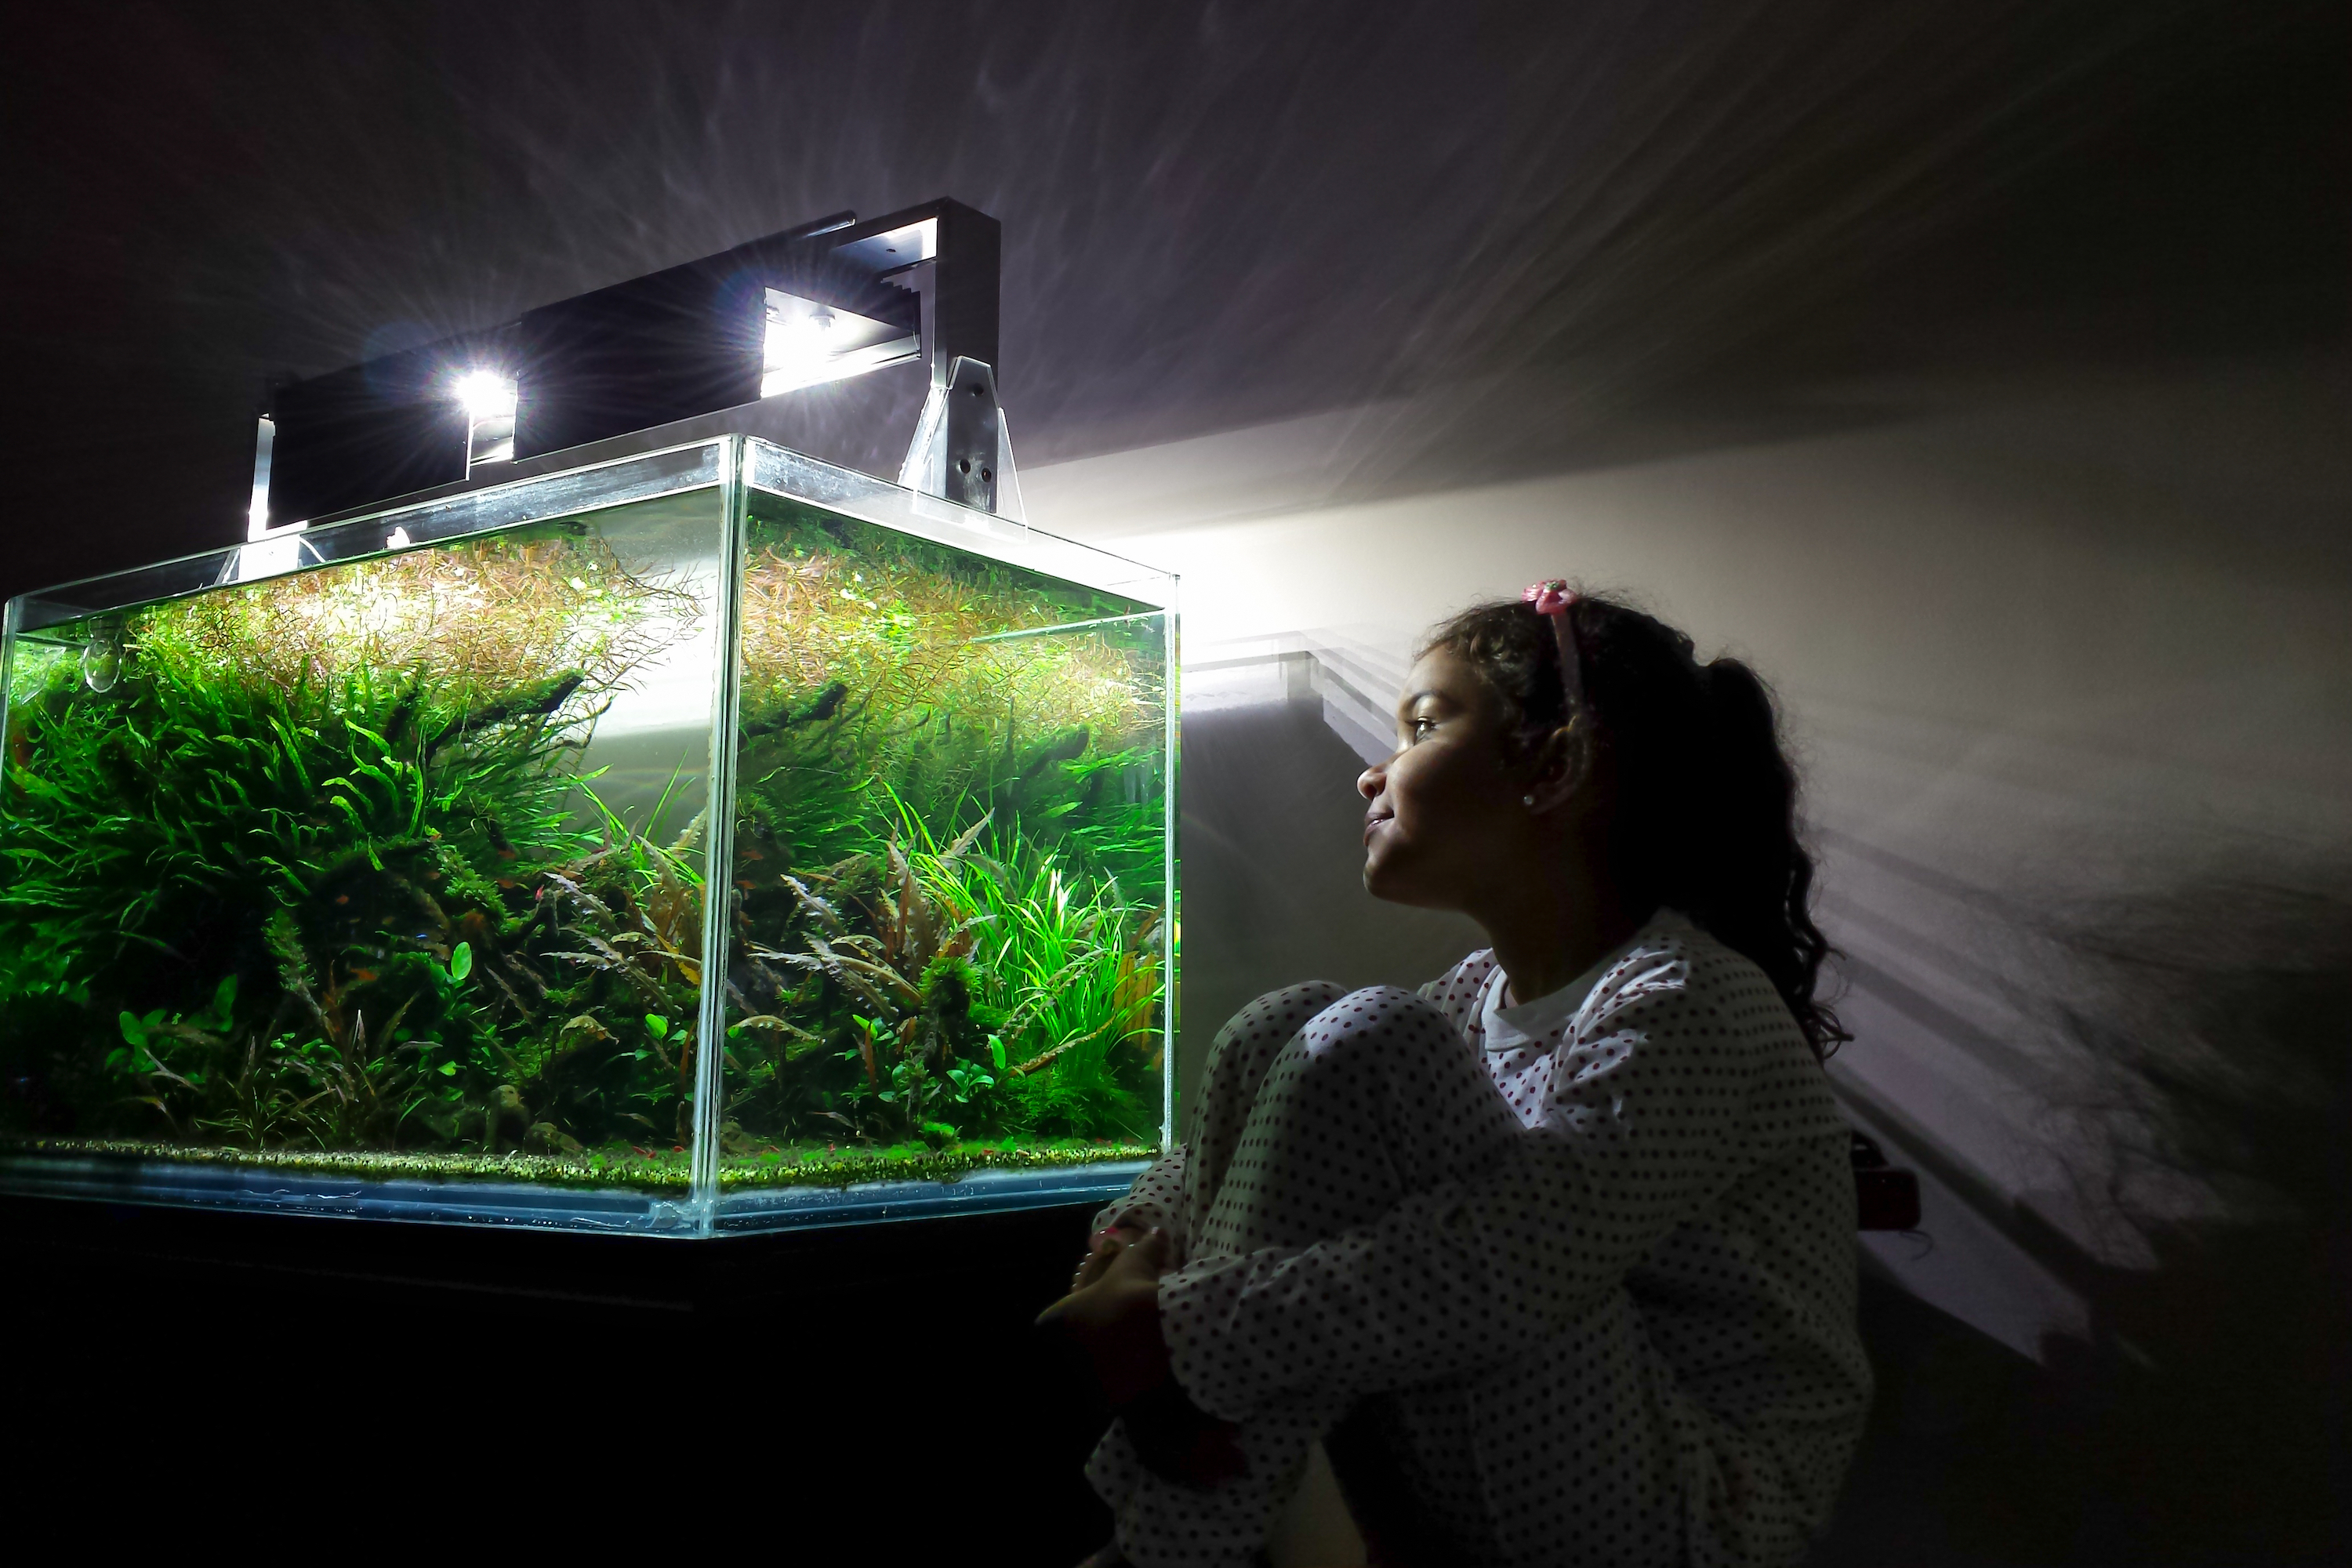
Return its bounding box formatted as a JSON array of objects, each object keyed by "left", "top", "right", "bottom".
[
  {"left": 2011, "top": 873, "right": 2349, "bottom": 1563},
  {"left": 1828, "top": 873, "right": 2350, "bottom": 1566}
]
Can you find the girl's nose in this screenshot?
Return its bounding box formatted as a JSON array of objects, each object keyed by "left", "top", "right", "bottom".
[{"left": 1357, "top": 761, "right": 1385, "bottom": 802}]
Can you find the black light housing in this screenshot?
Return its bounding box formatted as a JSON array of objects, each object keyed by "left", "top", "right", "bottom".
[{"left": 251, "top": 198, "right": 1004, "bottom": 532}]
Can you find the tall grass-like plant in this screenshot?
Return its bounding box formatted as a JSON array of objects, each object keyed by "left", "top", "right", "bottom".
[{"left": 892, "top": 797, "right": 1162, "bottom": 1141}]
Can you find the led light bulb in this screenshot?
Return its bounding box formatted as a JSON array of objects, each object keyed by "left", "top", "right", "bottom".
[
  {"left": 455, "top": 371, "right": 518, "bottom": 423},
  {"left": 760, "top": 289, "right": 920, "bottom": 398},
  {"left": 453, "top": 369, "right": 518, "bottom": 469}
]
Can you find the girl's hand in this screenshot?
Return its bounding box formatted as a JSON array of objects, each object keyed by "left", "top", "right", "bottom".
[
  {"left": 1039, "top": 1231, "right": 1247, "bottom": 1486},
  {"left": 1039, "top": 1227, "right": 1174, "bottom": 1406},
  {"left": 1071, "top": 1221, "right": 1149, "bottom": 1292}
]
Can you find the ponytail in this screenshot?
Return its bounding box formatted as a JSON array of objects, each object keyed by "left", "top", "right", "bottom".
[{"left": 1421, "top": 593, "right": 1848, "bottom": 1059}]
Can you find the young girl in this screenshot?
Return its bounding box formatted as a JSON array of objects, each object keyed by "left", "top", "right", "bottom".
[{"left": 1044, "top": 586, "right": 1871, "bottom": 1568}]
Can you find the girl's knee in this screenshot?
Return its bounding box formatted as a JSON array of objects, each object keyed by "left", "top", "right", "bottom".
[
  {"left": 1214, "top": 981, "right": 1351, "bottom": 1054},
  {"left": 1310, "top": 985, "right": 1448, "bottom": 1040},
  {"left": 1293, "top": 985, "right": 1454, "bottom": 1071},
  {"left": 1197, "top": 982, "right": 1354, "bottom": 1123}
]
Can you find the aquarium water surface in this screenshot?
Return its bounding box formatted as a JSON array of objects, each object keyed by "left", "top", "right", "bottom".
[{"left": 0, "top": 437, "right": 1175, "bottom": 1234}]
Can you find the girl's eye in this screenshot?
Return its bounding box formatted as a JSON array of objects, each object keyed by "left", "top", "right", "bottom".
[{"left": 1410, "top": 716, "right": 1438, "bottom": 740}]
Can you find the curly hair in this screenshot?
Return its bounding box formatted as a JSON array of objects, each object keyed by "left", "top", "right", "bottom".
[{"left": 1420, "top": 591, "right": 1848, "bottom": 1060}]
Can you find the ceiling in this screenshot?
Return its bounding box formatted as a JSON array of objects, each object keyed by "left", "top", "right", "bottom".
[{"left": 1, "top": 0, "right": 2341, "bottom": 599}]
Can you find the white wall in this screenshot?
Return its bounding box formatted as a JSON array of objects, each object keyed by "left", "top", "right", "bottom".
[{"left": 1022, "top": 353, "right": 2352, "bottom": 1358}]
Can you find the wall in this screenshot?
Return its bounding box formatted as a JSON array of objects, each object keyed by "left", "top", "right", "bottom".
[{"left": 1023, "top": 351, "right": 2352, "bottom": 1358}]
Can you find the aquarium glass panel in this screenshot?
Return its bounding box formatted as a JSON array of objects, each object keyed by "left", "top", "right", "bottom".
[
  {"left": 1, "top": 449, "right": 731, "bottom": 1232},
  {"left": 0, "top": 436, "right": 1177, "bottom": 1234},
  {"left": 712, "top": 459, "right": 1174, "bottom": 1229}
]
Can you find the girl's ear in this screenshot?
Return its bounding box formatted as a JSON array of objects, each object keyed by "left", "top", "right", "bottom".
[{"left": 1523, "top": 723, "right": 1594, "bottom": 818}]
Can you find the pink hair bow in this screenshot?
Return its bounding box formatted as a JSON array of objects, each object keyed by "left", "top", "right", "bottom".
[
  {"left": 1522, "top": 580, "right": 1577, "bottom": 617},
  {"left": 1521, "top": 580, "right": 1584, "bottom": 713}
]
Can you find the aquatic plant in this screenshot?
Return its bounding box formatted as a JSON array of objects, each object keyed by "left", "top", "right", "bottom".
[
  {"left": 735, "top": 531, "right": 1147, "bottom": 757},
  {"left": 135, "top": 528, "right": 691, "bottom": 708},
  {"left": 721, "top": 790, "right": 1161, "bottom": 1149},
  {"left": 734, "top": 507, "right": 1164, "bottom": 880},
  {"left": 0, "top": 526, "right": 706, "bottom": 1158},
  {"left": 713, "top": 507, "right": 1169, "bottom": 1155},
  {"left": 902, "top": 812, "right": 1163, "bottom": 1141},
  {"left": 0, "top": 497, "right": 1171, "bottom": 1186}
]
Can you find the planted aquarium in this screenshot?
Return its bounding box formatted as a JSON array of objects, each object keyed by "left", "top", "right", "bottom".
[{"left": 0, "top": 437, "right": 1176, "bottom": 1235}]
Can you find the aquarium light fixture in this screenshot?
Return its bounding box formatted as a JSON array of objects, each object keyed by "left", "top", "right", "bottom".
[
  {"left": 454, "top": 370, "right": 518, "bottom": 470},
  {"left": 760, "top": 289, "right": 920, "bottom": 397},
  {"left": 250, "top": 198, "right": 1007, "bottom": 524}
]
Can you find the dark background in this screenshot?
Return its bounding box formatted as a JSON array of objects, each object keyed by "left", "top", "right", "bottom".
[
  {"left": 3, "top": 3, "right": 2347, "bottom": 1560},
  {"left": 2, "top": 0, "right": 2343, "bottom": 601}
]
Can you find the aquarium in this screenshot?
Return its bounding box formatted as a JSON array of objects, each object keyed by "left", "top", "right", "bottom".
[{"left": 0, "top": 437, "right": 1176, "bottom": 1235}]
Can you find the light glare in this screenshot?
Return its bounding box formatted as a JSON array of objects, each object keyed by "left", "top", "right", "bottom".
[
  {"left": 760, "top": 289, "right": 919, "bottom": 397},
  {"left": 454, "top": 371, "right": 518, "bottom": 422},
  {"left": 454, "top": 368, "right": 518, "bottom": 470}
]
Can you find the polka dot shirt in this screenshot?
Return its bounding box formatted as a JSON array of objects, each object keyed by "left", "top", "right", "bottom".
[{"left": 1091, "top": 912, "right": 1871, "bottom": 1567}]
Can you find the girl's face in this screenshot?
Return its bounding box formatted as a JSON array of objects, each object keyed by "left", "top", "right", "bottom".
[{"left": 1357, "top": 647, "right": 1533, "bottom": 909}]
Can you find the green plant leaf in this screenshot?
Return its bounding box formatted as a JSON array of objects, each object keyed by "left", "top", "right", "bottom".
[
  {"left": 448, "top": 941, "right": 473, "bottom": 983},
  {"left": 118, "top": 1010, "right": 146, "bottom": 1047},
  {"left": 439, "top": 1062, "right": 458, "bottom": 1076},
  {"left": 988, "top": 1033, "right": 1007, "bottom": 1071},
  {"left": 645, "top": 1014, "right": 670, "bottom": 1040}
]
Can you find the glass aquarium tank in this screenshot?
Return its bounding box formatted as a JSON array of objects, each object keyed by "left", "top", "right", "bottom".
[{"left": 0, "top": 437, "right": 1175, "bottom": 1235}]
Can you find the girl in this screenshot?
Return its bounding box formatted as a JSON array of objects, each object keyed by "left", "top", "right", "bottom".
[{"left": 1044, "top": 585, "right": 1871, "bottom": 1567}]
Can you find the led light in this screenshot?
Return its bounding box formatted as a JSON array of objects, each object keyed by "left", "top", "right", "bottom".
[
  {"left": 760, "top": 289, "right": 919, "bottom": 397},
  {"left": 454, "top": 371, "right": 517, "bottom": 423},
  {"left": 386, "top": 526, "right": 413, "bottom": 550},
  {"left": 452, "top": 368, "right": 518, "bottom": 470}
]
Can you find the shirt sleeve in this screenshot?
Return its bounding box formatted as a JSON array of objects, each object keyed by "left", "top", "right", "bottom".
[
  {"left": 1093, "top": 1144, "right": 1192, "bottom": 1256},
  {"left": 1159, "top": 952, "right": 1771, "bottom": 1421}
]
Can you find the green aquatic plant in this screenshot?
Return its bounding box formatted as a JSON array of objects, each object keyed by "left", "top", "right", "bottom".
[
  {"left": 920, "top": 828, "right": 1162, "bottom": 1142},
  {"left": 714, "top": 503, "right": 1168, "bottom": 1156},
  {"left": 721, "top": 786, "right": 1162, "bottom": 1149},
  {"left": 0, "top": 526, "right": 706, "bottom": 1160},
  {"left": 732, "top": 503, "right": 1167, "bottom": 881},
  {"left": 729, "top": 811, "right": 998, "bottom": 1144},
  {"left": 1, "top": 498, "right": 1171, "bottom": 1188}
]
